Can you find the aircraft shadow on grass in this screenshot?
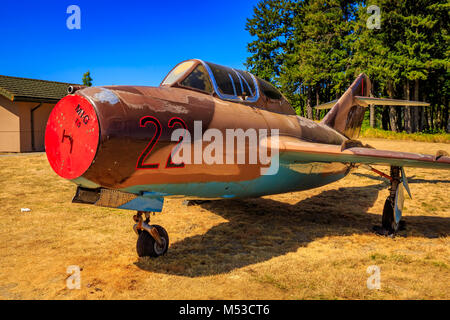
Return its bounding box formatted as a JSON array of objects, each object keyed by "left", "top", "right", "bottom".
[
  {"left": 135, "top": 175, "right": 449, "bottom": 277},
  {"left": 352, "top": 172, "right": 450, "bottom": 184}
]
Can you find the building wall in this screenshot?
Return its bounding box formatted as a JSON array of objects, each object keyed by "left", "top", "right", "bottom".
[
  {"left": 33, "top": 103, "right": 54, "bottom": 151},
  {"left": 0, "top": 97, "right": 56, "bottom": 152},
  {"left": 17, "top": 102, "right": 33, "bottom": 152},
  {"left": 17, "top": 102, "right": 56, "bottom": 152},
  {"left": 0, "top": 95, "right": 20, "bottom": 152}
]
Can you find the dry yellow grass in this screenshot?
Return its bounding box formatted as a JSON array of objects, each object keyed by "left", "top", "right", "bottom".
[
  {"left": 360, "top": 128, "right": 450, "bottom": 143},
  {"left": 0, "top": 139, "right": 448, "bottom": 300}
]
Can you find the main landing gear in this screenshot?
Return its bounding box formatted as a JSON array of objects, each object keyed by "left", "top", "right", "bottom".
[
  {"left": 133, "top": 211, "right": 169, "bottom": 257},
  {"left": 369, "top": 166, "right": 411, "bottom": 236},
  {"left": 381, "top": 166, "right": 402, "bottom": 234}
]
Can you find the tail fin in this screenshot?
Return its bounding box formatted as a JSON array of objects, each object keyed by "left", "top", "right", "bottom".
[{"left": 315, "top": 73, "right": 429, "bottom": 139}]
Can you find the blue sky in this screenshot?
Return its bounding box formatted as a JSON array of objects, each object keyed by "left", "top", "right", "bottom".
[{"left": 0, "top": 0, "right": 259, "bottom": 86}]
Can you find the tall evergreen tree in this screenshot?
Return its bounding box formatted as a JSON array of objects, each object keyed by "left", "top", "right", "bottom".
[
  {"left": 245, "top": 0, "right": 295, "bottom": 81},
  {"left": 350, "top": 1, "right": 395, "bottom": 129},
  {"left": 245, "top": 0, "right": 449, "bottom": 132},
  {"left": 281, "top": 0, "right": 356, "bottom": 119}
]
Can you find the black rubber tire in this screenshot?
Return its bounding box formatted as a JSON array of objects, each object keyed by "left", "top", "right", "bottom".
[
  {"left": 136, "top": 225, "right": 169, "bottom": 257},
  {"left": 382, "top": 197, "right": 398, "bottom": 233}
]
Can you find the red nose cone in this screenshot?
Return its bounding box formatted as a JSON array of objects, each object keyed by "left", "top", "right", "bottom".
[{"left": 45, "top": 95, "right": 99, "bottom": 180}]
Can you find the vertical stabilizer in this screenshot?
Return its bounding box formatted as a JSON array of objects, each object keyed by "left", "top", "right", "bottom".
[{"left": 319, "top": 73, "right": 371, "bottom": 139}]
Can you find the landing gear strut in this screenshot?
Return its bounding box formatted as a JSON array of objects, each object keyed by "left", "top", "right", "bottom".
[
  {"left": 381, "top": 166, "right": 401, "bottom": 234},
  {"left": 374, "top": 166, "right": 407, "bottom": 236},
  {"left": 366, "top": 163, "right": 412, "bottom": 237},
  {"left": 133, "top": 211, "right": 169, "bottom": 257}
]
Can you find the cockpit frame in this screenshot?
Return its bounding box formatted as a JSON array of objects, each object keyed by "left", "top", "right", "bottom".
[{"left": 161, "top": 59, "right": 261, "bottom": 103}]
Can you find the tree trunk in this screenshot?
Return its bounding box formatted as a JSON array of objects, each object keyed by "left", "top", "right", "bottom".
[
  {"left": 315, "top": 86, "right": 320, "bottom": 120},
  {"left": 404, "top": 80, "right": 412, "bottom": 133},
  {"left": 423, "top": 91, "right": 429, "bottom": 131},
  {"left": 306, "top": 86, "right": 313, "bottom": 120},
  {"left": 436, "top": 105, "right": 441, "bottom": 129},
  {"left": 437, "top": 105, "right": 442, "bottom": 129},
  {"left": 300, "top": 86, "right": 306, "bottom": 117},
  {"left": 444, "top": 96, "right": 449, "bottom": 132},
  {"left": 369, "top": 105, "right": 375, "bottom": 128},
  {"left": 382, "top": 108, "right": 390, "bottom": 130},
  {"left": 412, "top": 79, "right": 419, "bottom": 132},
  {"left": 387, "top": 81, "right": 398, "bottom": 132},
  {"left": 397, "top": 107, "right": 403, "bottom": 132},
  {"left": 429, "top": 102, "right": 434, "bottom": 131}
]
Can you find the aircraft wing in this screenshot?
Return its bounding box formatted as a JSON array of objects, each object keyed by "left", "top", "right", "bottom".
[{"left": 270, "top": 137, "right": 450, "bottom": 170}]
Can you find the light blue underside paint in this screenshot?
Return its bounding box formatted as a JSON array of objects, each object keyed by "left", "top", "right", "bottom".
[
  {"left": 73, "top": 159, "right": 350, "bottom": 212},
  {"left": 119, "top": 161, "right": 348, "bottom": 199},
  {"left": 71, "top": 176, "right": 101, "bottom": 189},
  {"left": 118, "top": 196, "right": 164, "bottom": 212}
]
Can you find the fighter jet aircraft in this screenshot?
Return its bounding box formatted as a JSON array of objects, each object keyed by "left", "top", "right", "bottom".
[{"left": 45, "top": 59, "right": 450, "bottom": 257}]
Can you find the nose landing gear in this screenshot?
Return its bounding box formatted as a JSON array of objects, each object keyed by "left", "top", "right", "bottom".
[{"left": 133, "top": 211, "right": 169, "bottom": 257}]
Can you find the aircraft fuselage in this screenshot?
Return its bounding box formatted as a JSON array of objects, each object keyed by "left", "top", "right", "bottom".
[{"left": 46, "top": 85, "right": 351, "bottom": 200}]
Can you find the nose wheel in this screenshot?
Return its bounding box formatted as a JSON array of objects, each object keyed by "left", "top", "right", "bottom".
[{"left": 133, "top": 211, "right": 169, "bottom": 257}]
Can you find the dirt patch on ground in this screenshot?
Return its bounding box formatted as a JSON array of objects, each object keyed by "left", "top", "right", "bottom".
[{"left": 0, "top": 139, "right": 448, "bottom": 299}]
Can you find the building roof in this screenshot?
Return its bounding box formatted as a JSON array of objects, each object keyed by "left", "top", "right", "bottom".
[{"left": 0, "top": 75, "right": 79, "bottom": 103}]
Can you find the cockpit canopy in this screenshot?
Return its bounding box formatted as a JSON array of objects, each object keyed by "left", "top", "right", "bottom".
[{"left": 161, "top": 59, "right": 283, "bottom": 104}]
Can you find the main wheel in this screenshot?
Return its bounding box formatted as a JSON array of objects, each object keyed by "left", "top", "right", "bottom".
[
  {"left": 136, "top": 225, "right": 169, "bottom": 257},
  {"left": 382, "top": 197, "right": 399, "bottom": 233}
]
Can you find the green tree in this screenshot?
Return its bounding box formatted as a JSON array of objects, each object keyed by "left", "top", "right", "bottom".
[
  {"left": 245, "top": 0, "right": 296, "bottom": 82},
  {"left": 350, "top": 0, "right": 403, "bottom": 131},
  {"left": 82, "top": 71, "right": 93, "bottom": 87},
  {"left": 281, "top": 0, "right": 356, "bottom": 119},
  {"left": 245, "top": 0, "right": 449, "bottom": 132},
  {"left": 369, "top": 0, "right": 449, "bottom": 133}
]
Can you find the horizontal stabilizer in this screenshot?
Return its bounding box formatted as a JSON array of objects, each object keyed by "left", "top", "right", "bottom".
[
  {"left": 315, "top": 97, "right": 430, "bottom": 110},
  {"left": 314, "top": 99, "right": 338, "bottom": 110},
  {"left": 353, "top": 96, "right": 430, "bottom": 107}
]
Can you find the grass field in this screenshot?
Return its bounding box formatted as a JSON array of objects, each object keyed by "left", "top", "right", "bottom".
[
  {"left": 360, "top": 127, "right": 450, "bottom": 143},
  {"left": 0, "top": 139, "right": 448, "bottom": 300}
]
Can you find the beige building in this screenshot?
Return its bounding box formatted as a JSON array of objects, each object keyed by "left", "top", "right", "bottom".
[{"left": 0, "top": 75, "right": 78, "bottom": 152}]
